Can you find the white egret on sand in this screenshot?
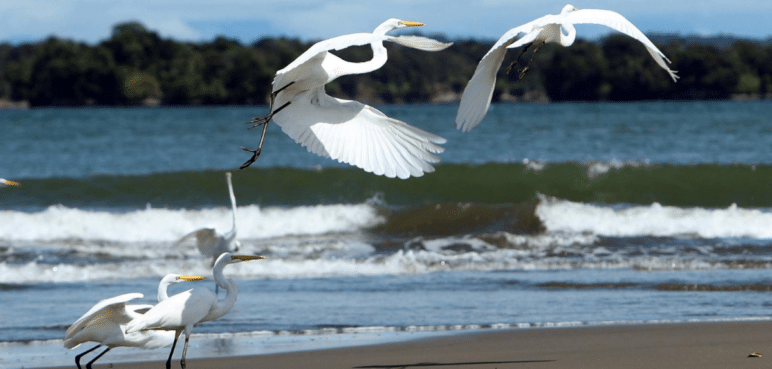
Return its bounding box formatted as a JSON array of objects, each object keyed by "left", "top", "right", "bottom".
[
  {"left": 0, "top": 178, "right": 20, "bottom": 187},
  {"left": 64, "top": 274, "right": 205, "bottom": 369},
  {"left": 175, "top": 172, "right": 240, "bottom": 267},
  {"left": 240, "top": 18, "right": 452, "bottom": 179},
  {"left": 125, "top": 253, "right": 266, "bottom": 369},
  {"left": 456, "top": 4, "right": 679, "bottom": 132}
]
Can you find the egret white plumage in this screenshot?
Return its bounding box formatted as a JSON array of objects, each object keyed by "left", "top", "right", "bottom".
[
  {"left": 125, "top": 253, "right": 265, "bottom": 369},
  {"left": 0, "top": 178, "right": 20, "bottom": 187},
  {"left": 240, "top": 18, "right": 452, "bottom": 179},
  {"left": 64, "top": 274, "right": 205, "bottom": 369},
  {"left": 456, "top": 4, "right": 679, "bottom": 132},
  {"left": 175, "top": 172, "right": 240, "bottom": 266}
]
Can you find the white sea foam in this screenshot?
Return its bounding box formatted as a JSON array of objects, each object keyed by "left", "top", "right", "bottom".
[
  {"left": 0, "top": 203, "right": 383, "bottom": 243},
  {"left": 536, "top": 194, "right": 772, "bottom": 239}
]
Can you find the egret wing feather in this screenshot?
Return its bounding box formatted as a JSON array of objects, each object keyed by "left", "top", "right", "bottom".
[
  {"left": 174, "top": 228, "right": 215, "bottom": 247},
  {"left": 565, "top": 9, "right": 678, "bottom": 81},
  {"left": 456, "top": 44, "right": 508, "bottom": 132},
  {"left": 387, "top": 35, "right": 453, "bottom": 51},
  {"left": 274, "top": 88, "right": 445, "bottom": 179},
  {"left": 65, "top": 293, "right": 144, "bottom": 339}
]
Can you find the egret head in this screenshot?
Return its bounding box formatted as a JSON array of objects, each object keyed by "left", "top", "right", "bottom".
[
  {"left": 375, "top": 18, "right": 424, "bottom": 35},
  {"left": 562, "top": 4, "right": 578, "bottom": 13}
]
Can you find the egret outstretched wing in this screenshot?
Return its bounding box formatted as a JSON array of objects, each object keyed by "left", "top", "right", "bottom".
[
  {"left": 564, "top": 9, "right": 678, "bottom": 81},
  {"left": 275, "top": 88, "right": 445, "bottom": 179},
  {"left": 456, "top": 24, "right": 535, "bottom": 132},
  {"left": 64, "top": 293, "right": 145, "bottom": 343}
]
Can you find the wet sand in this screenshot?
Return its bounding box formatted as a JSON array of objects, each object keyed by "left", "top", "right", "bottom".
[{"left": 49, "top": 321, "right": 772, "bottom": 369}]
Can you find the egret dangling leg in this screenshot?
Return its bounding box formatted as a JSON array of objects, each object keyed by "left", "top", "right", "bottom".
[
  {"left": 506, "top": 42, "right": 534, "bottom": 75},
  {"left": 74, "top": 344, "right": 102, "bottom": 369},
  {"left": 239, "top": 81, "right": 295, "bottom": 170},
  {"left": 518, "top": 41, "right": 545, "bottom": 80},
  {"left": 84, "top": 347, "right": 111, "bottom": 369},
  {"left": 505, "top": 41, "right": 544, "bottom": 81}
]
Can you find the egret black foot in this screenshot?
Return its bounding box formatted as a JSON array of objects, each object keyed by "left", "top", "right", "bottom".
[
  {"left": 518, "top": 66, "right": 530, "bottom": 81},
  {"left": 239, "top": 146, "right": 261, "bottom": 170}
]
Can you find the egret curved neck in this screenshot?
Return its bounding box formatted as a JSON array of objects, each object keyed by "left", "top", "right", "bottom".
[
  {"left": 335, "top": 40, "right": 388, "bottom": 77},
  {"left": 207, "top": 278, "right": 238, "bottom": 321},
  {"left": 227, "top": 176, "right": 237, "bottom": 238},
  {"left": 158, "top": 281, "right": 171, "bottom": 301},
  {"left": 559, "top": 24, "right": 576, "bottom": 47}
]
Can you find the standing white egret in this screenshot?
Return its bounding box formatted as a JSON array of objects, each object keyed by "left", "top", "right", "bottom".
[
  {"left": 175, "top": 172, "right": 240, "bottom": 266},
  {"left": 64, "top": 274, "right": 205, "bottom": 369},
  {"left": 0, "top": 178, "right": 20, "bottom": 187},
  {"left": 125, "top": 253, "right": 265, "bottom": 369},
  {"left": 239, "top": 18, "right": 452, "bottom": 179},
  {"left": 456, "top": 4, "right": 679, "bottom": 132}
]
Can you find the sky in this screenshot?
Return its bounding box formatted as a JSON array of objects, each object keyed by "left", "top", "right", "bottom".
[{"left": 1, "top": 0, "right": 771, "bottom": 45}]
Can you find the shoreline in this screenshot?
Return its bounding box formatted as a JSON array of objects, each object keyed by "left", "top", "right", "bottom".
[{"left": 33, "top": 320, "right": 772, "bottom": 369}]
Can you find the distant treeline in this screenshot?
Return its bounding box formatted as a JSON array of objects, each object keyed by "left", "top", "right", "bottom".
[{"left": 1, "top": 22, "right": 771, "bottom": 107}]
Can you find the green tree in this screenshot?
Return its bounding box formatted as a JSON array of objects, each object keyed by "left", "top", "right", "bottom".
[
  {"left": 542, "top": 40, "right": 609, "bottom": 101},
  {"left": 28, "top": 37, "right": 120, "bottom": 105}
]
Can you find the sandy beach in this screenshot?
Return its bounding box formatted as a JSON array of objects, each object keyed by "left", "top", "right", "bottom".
[{"left": 44, "top": 321, "right": 772, "bottom": 369}]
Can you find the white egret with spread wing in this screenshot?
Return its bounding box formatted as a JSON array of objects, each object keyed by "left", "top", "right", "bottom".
[
  {"left": 64, "top": 274, "right": 205, "bottom": 369},
  {"left": 456, "top": 4, "right": 679, "bottom": 132},
  {"left": 175, "top": 172, "right": 240, "bottom": 267},
  {"left": 125, "top": 253, "right": 265, "bottom": 369},
  {"left": 240, "top": 18, "right": 452, "bottom": 179}
]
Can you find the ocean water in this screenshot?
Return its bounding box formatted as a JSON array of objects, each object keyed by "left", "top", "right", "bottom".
[{"left": 2, "top": 101, "right": 772, "bottom": 368}]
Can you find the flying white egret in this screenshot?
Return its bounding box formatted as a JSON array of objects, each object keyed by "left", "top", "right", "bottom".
[
  {"left": 175, "top": 172, "right": 240, "bottom": 267},
  {"left": 125, "top": 253, "right": 265, "bottom": 369},
  {"left": 240, "top": 18, "right": 452, "bottom": 179},
  {"left": 64, "top": 274, "right": 205, "bottom": 369},
  {"left": 0, "top": 178, "right": 20, "bottom": 187},
  {"left": 456, "top": 4, "right": 679, "bottom": 132}
]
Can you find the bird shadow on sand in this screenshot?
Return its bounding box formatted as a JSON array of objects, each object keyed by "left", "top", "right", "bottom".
[{"left": 354, "top": 359, "right": 556, "bottom": 368}]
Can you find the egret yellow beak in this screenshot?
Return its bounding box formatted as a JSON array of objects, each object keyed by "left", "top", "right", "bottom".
[
  {"left": 573, "top": 7, "right": 578, "bottom": 11},
  {"left": 231, "top": 255, "right": 266, "bottom": 261},
  {"left": 2, "top": 179, "right": 20, "bottom": 187},
  {"left": 177, "top": 275, "right": 206, "bottom": 281},
  {"left": 399, "top": 21, "right": 424, "bottom": 27}
]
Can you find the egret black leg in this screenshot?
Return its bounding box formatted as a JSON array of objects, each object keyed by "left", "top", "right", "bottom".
[
  {"left": 85, "top": 347, "right": 111, "bottom": 369},
  {"left": 166, "top": 330, "right": 182, "bottom": 369},
  {"left": 75, "top": 344, "right": 102, "bottom": 369},
  {"left": 518, "top": 41, "right": 545, "bottom": 81},
  {"left": 239, "top": 99, "right": 292, "bottom": 170},
  {"left": 506, "top": 42, "right": 534, "bottom": 75},
  {"left": 180, "top": 334, "right": 191, "bottom": 369}
]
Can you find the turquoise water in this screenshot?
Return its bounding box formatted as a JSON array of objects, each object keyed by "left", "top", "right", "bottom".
[
  {"left": 2, "top": 101, "right": 772, "bottom": 368},
  {"left": 2, "top": 101, "right": 771, "bottom": 180}
]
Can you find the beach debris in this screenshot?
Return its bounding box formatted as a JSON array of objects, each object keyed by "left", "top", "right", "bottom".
[{"left": 747, "top": 352, "right": 762, "bottom": 358}]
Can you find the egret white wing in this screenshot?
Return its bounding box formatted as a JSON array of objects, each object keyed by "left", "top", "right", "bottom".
[
  {"left": 565, "top": 9, "right": 678, "bottom": 81},
  {"left": 65, "top": 293, "right": 144, "bottom": 339},
  {"left": 387, "top": 35, "right": 453, "bottom": 51},
  {"left": 455, "top": 23, "right": 538, "bottom": 132},
  {"left": 174, "top": 228, "right": 215, "bottom": 246},
  {"left": 456, "top": 44, "right": 508, "bottom": 132},
  {"left": 274, "top": 88, "right": 445, "bottom": 179}
]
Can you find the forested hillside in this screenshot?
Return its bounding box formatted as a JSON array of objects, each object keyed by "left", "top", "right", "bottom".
[{"left": 1, "top": 22, "right": 770, "bottom": 107}]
